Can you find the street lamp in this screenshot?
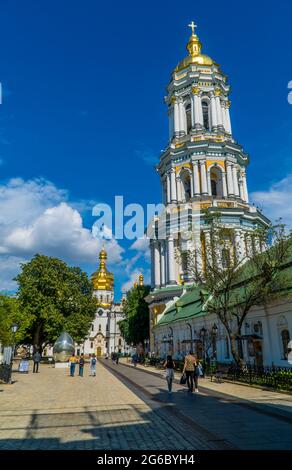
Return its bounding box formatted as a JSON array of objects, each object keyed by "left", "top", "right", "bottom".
[
  {"left": 200, "top": 327, "right": 207, "bottom": 363},
  {"left": 211, "top": 324, "right": 218, "bottom": 359},
  {"left": 11, "top": 324, "right": 18, "bottom": 359}
]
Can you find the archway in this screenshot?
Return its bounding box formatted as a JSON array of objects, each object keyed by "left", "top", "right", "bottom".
[
  {"left": 180, "top": 169, "right": 192, "bottom": 201},
  {"left": 209, "top": 166, "right": 223, "bottom": 198}
]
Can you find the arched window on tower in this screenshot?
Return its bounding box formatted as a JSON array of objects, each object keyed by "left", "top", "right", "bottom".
[
  {"left": 202, "top": 101, "right": 210, "bottom": 131},
  {"left": 181, "top": 170, "right": 191, "bottom": 202},
  {"left": 185, "top": 103, "right": 192, "bottom": 133},
  {"left": 210, "top": 167, "right": 223, "bottom": 198}
]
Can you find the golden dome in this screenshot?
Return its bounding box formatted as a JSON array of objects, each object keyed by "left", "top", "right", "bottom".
[
  {"left": 91, "top": 248, "right": 114, "bottom": 292},
  {"left": 139, "top": 274, "right": 144, "bottom": 286},
  {"left": 175, "top": 23, "right": 216, "bottom": 72}
]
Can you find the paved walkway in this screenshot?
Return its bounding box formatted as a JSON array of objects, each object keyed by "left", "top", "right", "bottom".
[
  {"left": 0, "top": 361, "right": 220, "bottom": 450},
  {"left": 120, "top": 359, "right": 292, "bottom": 417},
  {"left": 102, "top": 359, "right": 292, "bottom": 450}
]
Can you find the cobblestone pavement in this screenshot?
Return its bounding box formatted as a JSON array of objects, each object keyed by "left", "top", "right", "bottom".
[
  {"left": 0, "top": 361, "right": 223, "bottom": 450},
  {"left": 102, "top": 360, "right": 292, "bottom": 450},
  {"left": 120, "top": 359, "right": 292, "bottom": 417}
]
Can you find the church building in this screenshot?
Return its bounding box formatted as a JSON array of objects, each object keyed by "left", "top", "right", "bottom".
[
  {"left": 146, "top": 23, "right": 292, "bottom": 367},
  {"left": 80, "top": 248, "right": 128, "bottom": 357}
]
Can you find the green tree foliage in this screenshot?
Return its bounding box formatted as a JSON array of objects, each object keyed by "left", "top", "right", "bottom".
[
  {"left": 0, "top": 295, "right": 27, "bottom": 346},
  {"left": 15, "top": 254, "right": 97, "bottom": 351},
  {"left": 119, "top": 284, "right": 150, "bottom": 346}
]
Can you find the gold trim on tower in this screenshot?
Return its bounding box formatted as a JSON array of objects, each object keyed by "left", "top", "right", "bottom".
[{"left": 91, "top": 248, "right": 114, "bottom": 292}]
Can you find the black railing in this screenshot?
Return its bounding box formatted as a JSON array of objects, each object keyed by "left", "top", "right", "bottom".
[{"left": 224, "top": 364, "right": 292, "bottom": 391}]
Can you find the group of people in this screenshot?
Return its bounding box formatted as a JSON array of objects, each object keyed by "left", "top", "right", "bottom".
[
  {"left": 68, "top": 353, "right": 97, "bottom": 377},
  {"left": 163, "top": 350, "right": 203, "bottom": 394}
]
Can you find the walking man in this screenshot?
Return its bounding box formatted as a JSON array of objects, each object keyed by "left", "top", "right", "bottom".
[
  {"left": 183, "top": 350, "right": 197, "bottom": 393},
  {"left": 90, "top": 354, "right": 97, "bottom": 376},
  {"left": 69, "top": 352, "right": 78, "bottom": 377},
  {"left": 78, "top": 353, "right": 85, "bottom": 377},
  {"left": 33, "top": 350, "right": 41, "bottom": 373}
]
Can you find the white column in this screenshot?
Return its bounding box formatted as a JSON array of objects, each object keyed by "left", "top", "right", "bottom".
[
  {"left": 176, "top": 176, "right": 182, "bottom": 203},
  {"left": 232, "top": 165, "right": 240, "bottom": 197},
  {"left": 198, "top": 97, "right": 204, "bottom": 127},
  {"left": 226, "top": 162, "right": 234, "bottom": 196},
  {"left": 166, "top": 172, "right": 171, "bottom": 204},
  {"left": 170, "top": 169, "right": 177, "bottom": 202},
  {"left": 167, "top": 237, "right": 176, "bottom": 284},
  {"left": 200, "top": 160, "right": 208, "bottom": 195},
  {"left": 179, "top": 100, "right": 186, "bottom": 135},
  {"left": 210, "top": 94, "right": 218, "bottom": 130},
  {"left": 162, "top": 178, "right": 167, "bottom": 205},
  {"left": 245, "top": 234, "right": 253, "bottom": 258},
  {"left": 168, "top": 109, "right": 174, "bottom": 140},
  {"left": 150, "top": 240, "right": 155, "bottom": 288},
  {"left": 190, "top": 172, "right": 194, "bottom": 198},
  {"left": 154, "top": 241, "right": 161, "bottom": 288},
  {"left": 215, "top": 93, "right": 223, "bottom": 128},
  {"left": 221, "top": 104, "right": 227, "bottom": 132},
  {"left": 192, "top": 91, "right": 203, "bottom": 128},
  {"left": 192, "top": 161, "right": 200, "bottom": 195},
  {"left": 160, "top": 241, "right": 166, "bottom": 286},
  {"left": 235, "top": 230, "right": 245, "bottom": 262},
  {"left": 207, "top": 170, "right": 212, "bottom": 196},
  {"left": 238, "top": 177, "right": 244, "bottom": 200},
  {"left": 191, "top": 93, "right": 196, "bottom": 128},
  {"left": 173, "top": 101, "right": 180, "bottom": 137},
  {"left": 226, "top": 102, "right": 232, "bottom": 134},
  {"left": 222, "top": 171, "right": 227, "bottom": 197},
  {"left": 242, "top": 170, "right": 249, "bottom": 203}
]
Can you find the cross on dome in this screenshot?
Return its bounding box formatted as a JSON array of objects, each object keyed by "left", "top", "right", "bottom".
[{"left": 188, "top": 21, "right": 197, "bottom": 36}]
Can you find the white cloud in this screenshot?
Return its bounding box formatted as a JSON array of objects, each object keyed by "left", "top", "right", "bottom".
[
  {"left": 121, "top": 268, "right": 151, "bottom": 293},
  {"left": 130, "top": 235, "right": 150, "bottom": 261},
  {"left": 0, "top": 256, "right": 25, "bottom": 292},
  {"left": 251, "top": 174, "right": 292, "bottom": 228},
  {"left": 0, "top": 178, "right": 124, "bottom": 290}
]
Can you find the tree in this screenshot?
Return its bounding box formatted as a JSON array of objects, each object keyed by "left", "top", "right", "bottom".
[
  {"left": 119, "top": 284, "right": 150, "bottom": 347},
  {"left": 177, "top": 212, "right": 291, "bottom": 367},
  {"left": 0, "top": 295, "right": 26, "bottom": 346},
  {"left": 15, "top": 254, "right": 97, "bottom": 352}
]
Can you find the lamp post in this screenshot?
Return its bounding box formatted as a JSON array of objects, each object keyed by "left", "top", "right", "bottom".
[
  {"left": 9, "top": 323, "right": 18, "bottom": 384},
  {"left": 11, "top": 324, "right": 18, "bottom": 360},
  {"left": 212, "top": 324, "right": 218, "bottom": 359},
  {"left": 200, "top": 327, "right": 207, "bottom": 364}
]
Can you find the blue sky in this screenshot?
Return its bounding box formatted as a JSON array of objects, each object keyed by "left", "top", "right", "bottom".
[{"left": 1, "top": 0, "right": 292, "bottom": 296}]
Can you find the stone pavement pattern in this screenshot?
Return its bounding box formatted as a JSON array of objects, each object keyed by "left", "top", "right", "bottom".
[
  {"left": 105, "top": 360, "right": 292, "bottom": 450},
  {"left": 0, "top": 362, "right": 218, "bottom": 450},
  {"left": 122, "top": 359, "right": 292, "bottom": 416}
]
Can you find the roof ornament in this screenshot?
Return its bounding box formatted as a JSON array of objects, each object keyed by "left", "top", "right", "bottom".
[{"left": 188, "top": 21, "right": 197, "bottom": 36}]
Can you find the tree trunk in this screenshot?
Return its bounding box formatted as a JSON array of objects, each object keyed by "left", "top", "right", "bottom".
[
  {"left": 230, "top": 335, "right": 244, "bottom": 368},
  {"left": 33, "top": 324, "right": 43, "bottom": 353}
]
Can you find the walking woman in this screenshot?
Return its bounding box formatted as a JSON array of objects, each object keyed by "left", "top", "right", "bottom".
[
  {"left": 163, "top": 355, "right": 175, "bottom": 394},
  {"left": 182, "top": 351, "right": 197, "bottom": 393}
]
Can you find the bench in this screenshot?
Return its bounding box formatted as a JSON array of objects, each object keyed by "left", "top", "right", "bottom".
[{"left": 210, "top": 365, "right": 229, "bottom": 383}]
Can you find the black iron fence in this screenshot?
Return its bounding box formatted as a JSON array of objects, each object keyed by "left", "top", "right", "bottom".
[{"left": 223, "top": 364, "right": 292, "bottom": 391}]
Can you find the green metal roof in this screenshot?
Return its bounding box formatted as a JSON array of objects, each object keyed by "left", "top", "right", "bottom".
[
  {"left": 155, "top": 286, "right": 207, "bottom": 327},
  {"left": 155, "top": 247, "right": 292, "bottom": 328}
]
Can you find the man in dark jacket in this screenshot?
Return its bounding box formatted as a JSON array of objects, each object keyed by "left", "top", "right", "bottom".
[{"left": 33, "top": 350, "right": 41, "bottom": 373}]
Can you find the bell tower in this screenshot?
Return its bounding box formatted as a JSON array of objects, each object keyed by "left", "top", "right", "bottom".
[{"left": 147, "top": 22, "right": 270, "bottom": 339}]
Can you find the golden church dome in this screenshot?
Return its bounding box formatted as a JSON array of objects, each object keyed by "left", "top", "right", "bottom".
[
  {"left": 91, "top": 248, "right": 114, "bottom": 292},
  {"left": 175, "top": 22, "right": 216, "bottom": 72}
]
